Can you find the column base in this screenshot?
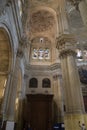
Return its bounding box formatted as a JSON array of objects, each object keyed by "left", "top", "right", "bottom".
[{"left": 64, "top": 113, "right": 87, "bottom": 130}]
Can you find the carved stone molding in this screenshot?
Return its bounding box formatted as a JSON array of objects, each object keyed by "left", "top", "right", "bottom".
[
  {"left": 17, "top": 48, "right": 24, "bottom": 58},
  {"left": 56, "top": 34, "right": 76, "bottom": 49},
  {"left": 0, "top": 0, "right": 12, "bottom": 16},
  {"left": 59, "top": 49, "right": 76, "bottom": 58},
  {"left": 56, "top": 34, "right": 77, "bottom": 58},
  {"left": 53, "top": 74, "right": 62, "bottom": 80},
  {"left": 19, "top": 35, "right": 30, "bottom": 48}
]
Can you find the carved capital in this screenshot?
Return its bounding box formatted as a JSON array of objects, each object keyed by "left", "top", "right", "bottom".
[
  {"left": 56, "top": 34, "right": 77, "bottom": 58},
  {"left": 59, "top": 49, "right": 77, "bottom": 58}
]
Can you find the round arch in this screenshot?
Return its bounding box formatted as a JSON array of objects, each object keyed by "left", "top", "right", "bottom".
[{"left": 0, "top": 26, "right": 13, "bottom": 119}]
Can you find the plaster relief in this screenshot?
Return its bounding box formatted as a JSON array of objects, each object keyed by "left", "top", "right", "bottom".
[{"left": 30, "top": 10, "right": 56, "bottom": 32}]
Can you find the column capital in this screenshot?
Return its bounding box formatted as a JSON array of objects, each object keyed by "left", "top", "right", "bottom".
[{"left": 56, "top": 34, "right": 77, "bottom": 58}]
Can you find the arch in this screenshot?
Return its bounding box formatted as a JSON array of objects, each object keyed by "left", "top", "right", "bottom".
[
  {"left": 42, "top": 78, "right": 51, "bottom": 88},
  {"left": 29, "top": 78, "right": 38, "bottom": 88},
  {"left": 0, "top": 28, "right": 12, "bottom": 73},
  {"left": 0, "top": 27, "right": 13, "bottom": 119}
]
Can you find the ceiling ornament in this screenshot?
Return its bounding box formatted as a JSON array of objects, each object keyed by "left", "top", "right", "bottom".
[{"left": 30, "top": 10, "right": 55, "bottom": 32}]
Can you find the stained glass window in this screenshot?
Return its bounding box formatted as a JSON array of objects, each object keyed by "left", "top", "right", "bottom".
[
  {"left": 32, "top": 48, "right": 50, "bottom": 60},
  {"left": 32, "top": 48, "right": 38, "bottom": 59}
]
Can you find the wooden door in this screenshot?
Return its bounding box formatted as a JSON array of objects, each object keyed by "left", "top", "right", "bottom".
[{"left": 25, "top": 94, "right": 53, "bottom": 130}]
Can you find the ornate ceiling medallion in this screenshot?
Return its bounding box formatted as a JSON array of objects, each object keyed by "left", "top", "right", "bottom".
[{"left": 30, "top": 10, "right": 55, "bottom": 32}]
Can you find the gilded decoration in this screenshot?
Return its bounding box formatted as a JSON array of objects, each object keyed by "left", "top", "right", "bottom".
[{"left": 30, "top": 10, "right": 55, "bottom": 32}]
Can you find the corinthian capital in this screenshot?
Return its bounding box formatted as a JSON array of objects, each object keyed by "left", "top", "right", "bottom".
[{"left": 56, "top": 34, "right": 77, "bottom": 58}]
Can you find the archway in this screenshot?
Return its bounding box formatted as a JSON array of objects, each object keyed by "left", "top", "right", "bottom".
[{"left": 0, "top": 28, "right": 12, "bottom": 123}]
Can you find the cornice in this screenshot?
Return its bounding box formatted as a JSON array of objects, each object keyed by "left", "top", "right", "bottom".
[
  {"left": 25, "top": 63, "right": 61, "bottom": 71},
  {"left": 56, "top": 34, "right": 76, "bottom": 47}
]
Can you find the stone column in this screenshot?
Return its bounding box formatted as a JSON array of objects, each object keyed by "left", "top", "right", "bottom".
[
  {"left": 2, "top": 73, "right": 12, "bottom": 121},
  {"left": 16, "top": 91, "right": 23, "bottom": 130},
  {"left": 6, "top": 62, "right": 19, "bottom": 120},
  {"left": 53, "top": 74, "right": 64, "bottom": 123},
  {"left": 56, "top": 34, "right": 87, "bottom": 130},
  {"left": 57, "top": 75, "right": 64, "bottom": 123},
  {"left": 5, "top": 49, "right": 24, "bottom": 130}
]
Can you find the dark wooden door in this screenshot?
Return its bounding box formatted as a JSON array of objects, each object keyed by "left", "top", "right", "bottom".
[{"left": 25, "top": 94, "right": 53, "bottom": 130}]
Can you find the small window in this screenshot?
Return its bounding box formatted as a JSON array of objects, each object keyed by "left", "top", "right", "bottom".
[
  {"left": 29, "top": 78, "right": 38, "bottom": 88},
  {"left": 32, "top": 48, "right": 50, "bottom": 60},
  {"left": 42, "top": 78, "right": 51, "bottom": 88}
]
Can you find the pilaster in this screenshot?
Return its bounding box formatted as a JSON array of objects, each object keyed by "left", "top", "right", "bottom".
[{"left": 56, "top": 34, "right": 87, "bottom": 130}]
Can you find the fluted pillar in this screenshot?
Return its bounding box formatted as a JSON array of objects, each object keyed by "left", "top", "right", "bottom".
[
  {"left": 56, "top": 34, "right": 87, "bottom": 130},
  {"left": 53, "top": 74, "right": 64, "bottom": 123},
  {"left": 57, "top": 75, "right": 64, "bottom": 123}
]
